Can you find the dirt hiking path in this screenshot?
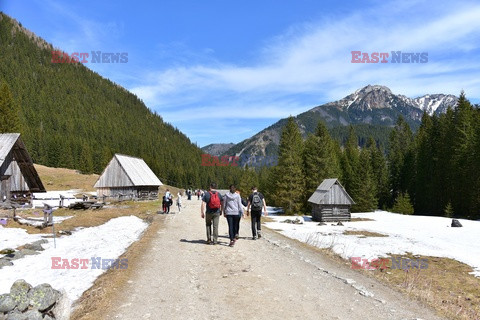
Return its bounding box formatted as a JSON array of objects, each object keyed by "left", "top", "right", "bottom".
[{"left": 104, "top": 198, "right": 443, "bottom": 320}]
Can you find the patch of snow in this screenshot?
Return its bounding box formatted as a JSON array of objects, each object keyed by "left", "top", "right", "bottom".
[
  {"left": 265, "top": 211, "right": 480, "bottom": 277},
  {"left": 0, "top": 215, "right": 148, "bottom": 306}
]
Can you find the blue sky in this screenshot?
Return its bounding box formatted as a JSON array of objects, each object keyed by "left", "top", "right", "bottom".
[{"left": 2, "top": 0, "right": 480, "bottom": 147}]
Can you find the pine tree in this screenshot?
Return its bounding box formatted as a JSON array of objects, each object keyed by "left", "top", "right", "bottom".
[
  {"left": 451, "top": 92, "right": 475, "bottom": 216},
  {"left": 340, "top": 126, "right": 359, "bottom": 194},
  {"left": 388, "top": 116, "right": 414, "bottom": 207},
  {"left": 392, "top": 193, "right": 414, "bottom": 215},
  {"left": 0, "top": 81, "right": 21, "bottom": 133},
  {"left": 350, "top": 148, "right": 377, "bottom": 212},
  {"left": 238, "top": 166, "right": 259, "bottom": 195},
  {"left": 302, "top": 121, "right": 340, "bottom": 211},
  {"left": 366, "top": 137, "right": 389, "bottom": 209},
  {"left": 413, "top": 112, "right": 434, "bottom": 214},
  {"left": 272, "top": 117, "right": 305, "bottom": 214}
]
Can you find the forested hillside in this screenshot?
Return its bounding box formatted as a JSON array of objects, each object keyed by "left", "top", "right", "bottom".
[
  {"left": 0, "top": 13, "right": 241, "bottom": 188},
  {"left": 262, "top": 93, "right": 480, "bottom": 220}
]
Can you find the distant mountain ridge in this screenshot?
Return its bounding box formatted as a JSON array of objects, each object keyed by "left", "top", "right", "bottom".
[
  {"left": 220, "top": 85, "right": 458, "bottom": 163},
  {"left": 201, "top": 143, "right": 235, "bottom": 156}
]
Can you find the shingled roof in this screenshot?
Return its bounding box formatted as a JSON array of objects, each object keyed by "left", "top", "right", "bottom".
[
  {"left": 308, "top": 178, "right": 354, "bottom": 205},
  {"left": 0, "top": 133, "right": 46, "bottom": 192},
  {"left": 94, "top": 154, "right": 162, "bottom": 188}
]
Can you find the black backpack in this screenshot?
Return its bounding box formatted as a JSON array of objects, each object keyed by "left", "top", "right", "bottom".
[{"left": 251, "top": 192, "right": 262, "bottom": 211}]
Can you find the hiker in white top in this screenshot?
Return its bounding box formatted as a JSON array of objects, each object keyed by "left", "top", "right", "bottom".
[{"left": 222, "top": 184, "right": 244, "bottom": 247}]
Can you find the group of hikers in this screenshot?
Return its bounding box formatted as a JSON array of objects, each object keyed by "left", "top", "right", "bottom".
[
  {"left": 200, "top": 182, "right": 268, "bottom": 247},
  {"left": 161, "top": 189, "right": 182, "bottom": 214}
]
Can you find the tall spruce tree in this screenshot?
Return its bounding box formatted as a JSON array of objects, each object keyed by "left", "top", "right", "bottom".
[
  {"left": 350, "top": 148, "right": 377, "bottom": 212},
  {"left": 0, "top": 81, "right": 21, "bottom": 133},
  {"left": 302, "top": 121, "right": 340, "bottom": 211},
  {"left": 366, "top": 137, "right": 389, "bottom": 209},
  {"left": 451, "top": 92, "right": 475, "bottom": 216},
  {"left": 272, "top": 116, "right": 305, "bottom": 214},
  {"left": 414, "top": 112, "right": 434, "bottom": 214},
  {"left": 340, "top": 126, "right": 360, "bottom": 194},
  {"left": 388, "top": 116, "right": 414, "bottom": 207}
]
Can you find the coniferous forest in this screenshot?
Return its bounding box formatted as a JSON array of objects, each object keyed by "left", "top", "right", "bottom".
[
  {"left": 262, "top": 94, "right": 480, "bottom": 220},
  {"left": 0, "top": 13, "right": 242, "bottom": 188}
]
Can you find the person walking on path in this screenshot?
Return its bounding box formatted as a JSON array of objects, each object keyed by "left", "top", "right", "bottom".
[
  {"left": 176, "top": 191, "right": 182, "bottom": 212},
  {"left": 246, "top": 186, "right": 267, "bottom": 240},
  {"left": 201, "top": 183, "right": 223, "bottom": 245},
  {"left": 222, "top": 185, "right": 244, "bottom": 247}
]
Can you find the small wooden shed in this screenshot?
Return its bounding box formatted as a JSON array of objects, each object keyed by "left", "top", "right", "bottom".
[
  {"left": 0, "top": 133, "right": 46, "bottom": 204},
  {"left": 307, "top": 179, "right": 355, "bottom": 222},
  {"left": 94, "top": 154, "right": 162, "bottom": 200}
]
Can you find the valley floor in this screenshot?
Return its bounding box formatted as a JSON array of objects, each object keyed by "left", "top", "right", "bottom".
[{"left": 88, "top": 198, "right": 443, "bottom": 320}]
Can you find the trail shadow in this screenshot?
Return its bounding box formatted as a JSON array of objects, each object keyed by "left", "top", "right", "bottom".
[
  {"left": 180, "top": 239, "right": 228, "bottom": 246},
  {"left": 180, "top": 239, "right": 208, "bottom": 245}
]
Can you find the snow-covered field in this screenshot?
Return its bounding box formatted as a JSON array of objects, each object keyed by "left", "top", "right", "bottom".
[
  {"left": 265, "top": 209, "right": 480, "bottom": 277},
  {"left": 0, "top": 215, "right": 148, "bottom": 306}
]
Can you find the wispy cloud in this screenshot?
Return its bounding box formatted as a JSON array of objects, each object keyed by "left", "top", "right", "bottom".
[{"left": 131, "top": 1, "right": 480, "bottom": 117}]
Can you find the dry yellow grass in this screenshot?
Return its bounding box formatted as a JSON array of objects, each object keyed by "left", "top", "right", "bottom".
[
  {"left": 343, "top": 230, "right": 388, "bottom": 237},
  {"left": 34, "top": 164, "right": 99, "bottom": 191}
]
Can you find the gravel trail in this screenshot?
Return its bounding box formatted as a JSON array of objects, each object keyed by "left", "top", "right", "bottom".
[{"left": 104, "top": 198, "right": 443, "bottom": 320}]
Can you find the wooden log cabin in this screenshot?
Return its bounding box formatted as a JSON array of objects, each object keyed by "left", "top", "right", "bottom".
[
  {"left": 307, "top": 179, "right": 355, "bottom": 222},
  {"left": 94, "top": 154, "right": 162, "bottom": 200},
  {"left": 0, "top": 133, "right": 46, "bottom": 206}
]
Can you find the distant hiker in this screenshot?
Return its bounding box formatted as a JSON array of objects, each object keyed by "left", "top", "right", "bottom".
[
  {"left": 177, "top": 192, "right": 182, "bottom": 212},
  {"left": 247, "top": 186, "right": 268, "bottom": 240},
  {"left": 197, "top": 190, "right": 201, "bottom": 200},
  {"left": 162, "top": 194, "right": 168, "bottom": 214},
  {"left": 164, "top": 189, "right": 172, "bottom": 214},
  {"left": 201, "top": 183, "right": 223, "bottom": 245},
  {"left": 222, "top": 185, "right": 244, "bottom": 247}
]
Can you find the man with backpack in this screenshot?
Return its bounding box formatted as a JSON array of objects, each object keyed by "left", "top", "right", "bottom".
[
  {"left": 201, "top": 182, "right": 224, "bottom": 245},
  {"left": 247, "top": 186, "right": 267, "bottom": 240}
]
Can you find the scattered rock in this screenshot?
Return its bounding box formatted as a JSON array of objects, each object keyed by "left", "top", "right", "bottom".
[
  {"left": 0, "top": 259, "right": 13, "bottom": 268},
  {"left": 18, "top": 249, "right": 39, "bottom": 256},
  {"left": 3, "top": 251, "right": 24, "bottom": 261},
  {"left": 317, "top": 222, "right": 327, "bottom": 226},
  {"left": 23, "top": 242, "right": 44, "bottom": 251},
  {"left": 336, "top": 222, "right": 344, "bottom": 226},
  {"left": 29, "top": 283, "right": 58, "bottom": 312},
  {"left": 282, "top": 217, "right": 304, "bottom": 224},
  {"left": 58, "top": 230, "right": 72, "bottom": 235},
  {"left": 0, "top": 294, "right": 16, "bottom": 313},
  {"left": 0, "top": 249, "right": 15, "bottom": 255},
  {"left": 10, "top": 280, "right": 31, "bottom": 312},
  {"left": 451, "top": 219, "right": 462, "bottom": 227}
]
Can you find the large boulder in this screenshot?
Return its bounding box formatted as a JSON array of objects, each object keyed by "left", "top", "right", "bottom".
[
  {"left": 5, "top": 310, "right": 26, "bottom": 320},
  {"left": 22, "top": 310, "right": 43, "bottom": 320},
  {"left": 451, "top": 219, "right": 463, "bottom": 227},
  {"left": 0, "top": 294, "right": 16, "bottom": 313},
  {"left": 28, "top": 284, "right": 57, "bottom": 312},
  {"left": 10, "top": 280, "right": 32, "bottom": 312}
]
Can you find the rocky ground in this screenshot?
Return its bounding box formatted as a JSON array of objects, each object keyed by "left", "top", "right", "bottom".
[{"left": 103, "top": 198, "right": 444, "bottom": 320}]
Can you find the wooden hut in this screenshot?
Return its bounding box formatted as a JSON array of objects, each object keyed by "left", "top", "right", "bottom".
[
  {"left": 0, "top": 133, "right": 46, "bottom": 205},
  {"left": 94, "top": 154, "right": 162, "bottom": 200},
  {"left": 307, "top": 179, "right": 355, "bottom": 222}
]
